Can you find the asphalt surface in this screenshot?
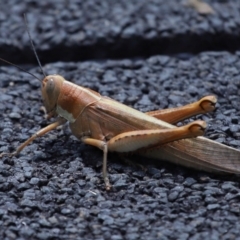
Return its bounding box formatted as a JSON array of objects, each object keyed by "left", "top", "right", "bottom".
[
  {"left": 1, "top": 1, "right": 240, "bottom": 240},
  {"left": 1, "top": 0, "right": 240, "bottom": 62}
]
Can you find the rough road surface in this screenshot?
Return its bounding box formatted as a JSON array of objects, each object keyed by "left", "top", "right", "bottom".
[{"left": 1, "top": 1, "right": 240, "bottom": 240}]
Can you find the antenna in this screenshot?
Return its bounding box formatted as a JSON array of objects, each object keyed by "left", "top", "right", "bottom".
[
  {"left": 23, "top": 13, "right": 46, "bottom": 77},
  {"left": 0, "top": 57, "right": 42, "bottom": 82}
]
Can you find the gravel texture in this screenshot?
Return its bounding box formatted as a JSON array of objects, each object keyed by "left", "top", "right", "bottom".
[
  {"left": 1, "top": 0, "right": 240, "bottom": 240},
  {"left": 1, "top": 0, "right": 240, "bottom": 63},
  {"left": 1, "top": 53, "right": 240, "bottom": 239}
]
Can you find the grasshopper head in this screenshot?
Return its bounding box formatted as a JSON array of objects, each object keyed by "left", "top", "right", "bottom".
[{"left": 41, "top": 74, "right": 64, "bottom": 116}]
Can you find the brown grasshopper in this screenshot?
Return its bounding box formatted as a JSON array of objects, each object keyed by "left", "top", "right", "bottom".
[
  {"left": 1, "top": 71, "right": 240, "bottom": 191},
  {"left": 1, "top": 17, "right": 240, "bottom": 190}
]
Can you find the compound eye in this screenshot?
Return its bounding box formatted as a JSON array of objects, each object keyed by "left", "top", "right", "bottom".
[{"left": 46, "top": 78, "right": 55, "bottom": 94}]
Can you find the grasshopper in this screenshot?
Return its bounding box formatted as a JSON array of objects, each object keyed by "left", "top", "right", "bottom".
[
  {"left": 1, "top": 71, "right": 240, "bottom": 191},
  {"left": 1, "top": 17, "right": 240, "bottom": 190}
]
